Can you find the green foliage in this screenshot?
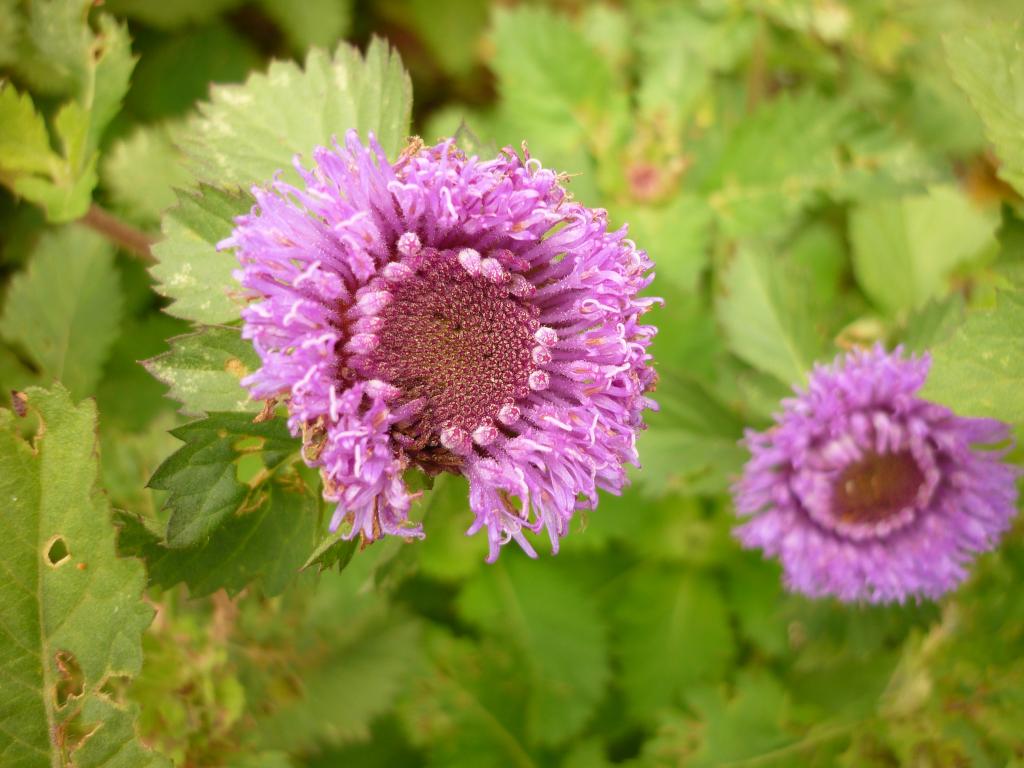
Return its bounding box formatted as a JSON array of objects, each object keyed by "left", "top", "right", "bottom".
[
  {"left": 0, "top": 385, "right": 165, "bottom": 768},
  {"left": 946, "top": 21, "right": 1024, "bottom": 197},
  {"left": 614, "top": 567, "right": 735, "bottom": 719},
  {"left": 144, "top": 327, "right": 260, "bottom": 416},
  {"left": 3, "top": 2, "right": 1024, "bottom": 767},
  {"left": 922, "top": 289, "right": 1024, "bottom": 426},
  {"left": 0, "top": 7, "right": 134, "bottom": 221},
  {"left": 149, "top": 412, "right": 298, "bottom": 547},
  {"left": 850, "top": 185, "right": 999, "bottom": 314},
  {"left": 0, "top": 227, "right": 123, "bottom": 398},
  {"left": 717, "top": 244, "right": 827, "bottom": 385},
  {"left": 457, "top": 556, "right": 610, "bottom": 745},
  {"left": 150, "top": 185, "right": 251, "bottom": 324},
  {"left": 179, "top": 38, "right": 412, "bottom": 190},
  {"left": 101, "top": 123, "right": 191, "bottom": 224},
  {"left": 118, "top": 479, "right": 318, "bottom": 596}
]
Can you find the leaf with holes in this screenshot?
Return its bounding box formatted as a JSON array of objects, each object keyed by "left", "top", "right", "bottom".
[
  {"left": 0, "top": 385, "right": 167, "bottom": 768},
  {"left": 144, "top": 326, "right": 260, "bottom": 416},
  {"left": 148, "top": 412, "right": 298, "bottom": 548}
]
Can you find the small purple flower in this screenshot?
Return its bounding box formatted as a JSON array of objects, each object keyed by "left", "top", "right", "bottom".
[
  {"left": 734, "top": 346, "right": 1019, "bottom": 603},
  {"left": 221, "top": 132, "right": 658, "bottom": 561}
]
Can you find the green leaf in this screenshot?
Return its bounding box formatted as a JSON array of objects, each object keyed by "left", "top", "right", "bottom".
[
  {"left": 144, "top": 327, "right": 260, "bottom": 416},
  {"left": 116, "top": 479, "right": 317, "bottom": 597},
  {"left": 301, "top": 530, "right": 358, "bottom": 574},
  {"left": 635, "top": 6, "right": 755, "bottom": 131},
  {"left": 0, "top": 82, "right": 59, "bottom": 178},
  {"left": 946, "top": 22, "right": 1024, "bottom": 197},
  {"left": 179, "top": 38, "right": 412, "bottom": 190},
  {"left": 104, "top": 0, "right": 241, "bottom": 29},
  {"left": 921, "top": 289, "right": 1024, "bottom": 426},
  {"left": 399, "top": 631, "right": 534, "bottom": 768},
  {"left": 0, "top": 227, "right": 123, "bottom": 399},
  {"left": 80, "top": 16, "right": 135, "bottom": 162},
  {"left": 489, "top": 3, "right": 627, "bottom": 186},
  {"left": 125, "top": 22, "right": 260, "bottom": 122},
  {"left": 717, "top": 244, "right": 827, "bottom": 385},
  {"left": 687, "top": 671, "right": 799, "bottom": 767},
  {"left": 703, "top": 93, "right": 848, "bottom": 238},
  {"left": 251, "top": 606, "right": 421, "bottom": 750},
  {"left": 616, "top": 193, "right": 712, "bottom": 294},
  {"left": 4, "top": 10, "right": 135, "bottom": 221},
  {"left": 150, "top": 185, "right": 251, "bottom": 324},
  {"left": 850, "top": 185, "right": 998, "bottom": 315},
  {"left": 0, "top": 385, "right": 168, "bottom": 768},
  {"left": 258, "top": 0, "right": 352, "bottom": 51},
  {"left": 0, "top": 0, "right": 19, "bottom": 67},
  {"left": 456, "top": 556, "right": 609, "bottom": 745},
  {"left": 101, "top": 122, "right": 192, "bottom": 224},
  {"left": 96, "top": 313, "right": 189, "bottom": 432},
  {"left": 148, "top": 412, "right": 298, "bottom": 548},
  {"left": 614, "top": 566, "right": 735, "bottom": 719},
  {"left": 635, "top": 373, "right": 747, "bottom": 497},
  {"left": 491, "top": 6, "right": 622, "bottom": 137}
]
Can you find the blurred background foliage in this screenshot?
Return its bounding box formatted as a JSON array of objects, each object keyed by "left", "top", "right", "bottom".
[{"left": 1, "top": 0, "right": 1023, "bottom": 766}]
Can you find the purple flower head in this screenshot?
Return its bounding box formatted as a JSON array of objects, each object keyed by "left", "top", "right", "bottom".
[
  {"left": 733, "top": 346, "right": 1019, "bottom": 603},
  {"left": 221, "top": 131, "right": 658, "bottom": 561}
]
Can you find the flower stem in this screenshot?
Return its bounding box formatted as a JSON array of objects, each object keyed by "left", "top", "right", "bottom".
[{"left": 80, "top": 204, "right": 155, "bottom": 263}]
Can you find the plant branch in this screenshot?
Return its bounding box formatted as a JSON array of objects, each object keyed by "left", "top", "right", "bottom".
[{"left": 79, "top": 204, "right": 155, "bottom": 263}]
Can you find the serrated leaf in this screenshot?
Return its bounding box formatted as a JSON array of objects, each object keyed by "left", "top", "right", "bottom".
[
  {"left": 150, "top": 185, "right": 251, "bottom": 324},
  {"left": 252, "top": 607, "right": 421, "bottom": 750},
  {"left": 0, "top": 227, "right": 123, "bottom": 398},
  {"left": 850, "top": 185, "right": 998, "bottom": 315},
  {"left": 946, "top": 22, "right": 1024, "bottom": 196},
  {"left": 703, "top": 92, "right": 848, "bottom": 238},
  {"left": 717, "top": 244, "right": 827, "bottom": 385},
  {"left": 398, "top": 631, "right": 533, "bottom": 768},
  {"left": 116, "top": 480, "right": 317, "bottom": 597},
  {"left": 101, "top": 122, "right": 191, "bottom": 224},
  {"left": 635, "top": 373, "right": 747, "bottom": 497},
  {"left": 148, "top": 412, "right": 298, "bottom": 548},
  {"left": 489, "top": 3, "right": 627, "bottom": 188},
  {"left": 614, "top": 566, "right": 735, "bottom": 719},
  {"left": 179, "top": 38, "right": 412, "bottom": 190},
  {"left": 921, "top": 289, "right": 1024, "bottom": 426},
  {"left": 144, "top": 327, "right": 259, "bottom": 416},
  {"left": 0, "top": 385, "right": 168, "bottom": 768},
  {"left": 687, "top": 671, "right": 796, "bottom": 767},
  {"left": 5, "top": 10, "right": 135, "bottom": 221},
  {"left": 491, "top": 6, "right": 623, "bottom": 137},
  {"left": 617, "top": 193, "right": 712, "bottom": 294},
  {"left": 302, "top": 530, "right": 358, "bottom": 574},
  {"left": 126, "top": 22, "right": 260, "bottom": 122},
  {"left": 0, "top": 82, "right": 59, "bottom": 177},
  {"left": 456, "top": 556, "right": 609, "bottom": 745}
]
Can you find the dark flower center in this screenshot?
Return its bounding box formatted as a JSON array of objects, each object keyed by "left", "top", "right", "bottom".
[
  {"left": 369, "top": 248, "right": 539, "bottom": 458},
  {"left": 833, "top": 450, "right": 924, "bottom": 526}
]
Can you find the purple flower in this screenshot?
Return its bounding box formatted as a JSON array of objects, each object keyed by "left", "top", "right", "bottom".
[
  {"left": 221, "top": 132, "right": 658, "bottom": 561},
  {"left": 733, "top": 346, "right": 1019, "bottom": 603}
]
